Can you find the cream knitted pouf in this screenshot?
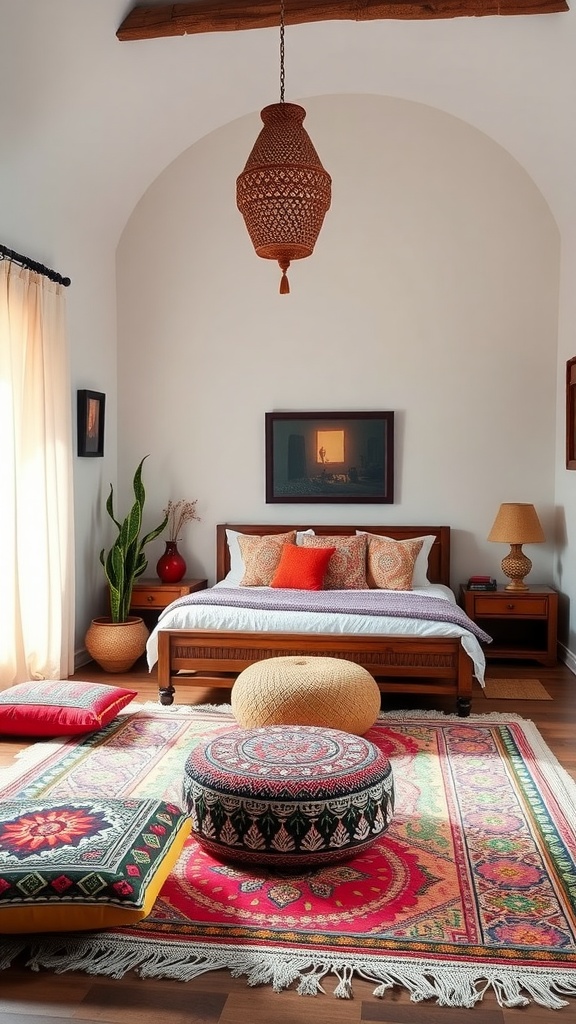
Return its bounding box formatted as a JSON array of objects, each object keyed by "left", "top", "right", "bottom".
[{"left": 231, "top": 655, "right": 382, "bottom": 735}]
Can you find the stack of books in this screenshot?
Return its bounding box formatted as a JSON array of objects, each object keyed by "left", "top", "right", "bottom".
[{"left": 467, "top": 575, "right": 497, "bottom": 591}]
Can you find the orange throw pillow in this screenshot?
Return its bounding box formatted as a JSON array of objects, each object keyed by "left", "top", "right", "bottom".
[{"left": 270, "top": 544, "right": 336, "bottom": 590}]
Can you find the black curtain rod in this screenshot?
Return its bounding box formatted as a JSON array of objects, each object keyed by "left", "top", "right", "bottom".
[{"left": 0, "top": 243, "right": 71, "bottom": 287}]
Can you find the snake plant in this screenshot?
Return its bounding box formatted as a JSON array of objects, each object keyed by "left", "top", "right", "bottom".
[{"left": 100, "top": 456, "right": 168, "bottom": 622}]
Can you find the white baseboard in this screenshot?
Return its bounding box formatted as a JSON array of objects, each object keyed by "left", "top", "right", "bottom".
[
  {"left": 74, "top": 647, "right": 93, "bottom": 672},
  {"left": 559, "top": 643, "right": 576, "bottom": 677}
]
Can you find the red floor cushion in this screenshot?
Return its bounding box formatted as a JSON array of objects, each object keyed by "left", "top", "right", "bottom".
[{"left": 0, "top": 680, "right": 137, "bottom": 737}]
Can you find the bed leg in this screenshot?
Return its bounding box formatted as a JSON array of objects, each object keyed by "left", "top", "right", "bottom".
[
  {"left": 456, "top": 696, "right": 471, "bottom": 717},
  {"left": 456, "top": 646, "right": 473, "bottom": 717},
  {"left": 157, "top": 631, "right": 174, "bottom": 705},
  {"left": 159, "top": 684, "right": 175, "bottom": 706}
]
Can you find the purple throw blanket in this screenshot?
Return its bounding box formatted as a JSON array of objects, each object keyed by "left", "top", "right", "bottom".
[{"left": 159, "top": 587, "right": 492, "bottom": 643}]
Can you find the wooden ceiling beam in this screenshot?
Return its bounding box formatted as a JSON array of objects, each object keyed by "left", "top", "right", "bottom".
[{"left": 117, "top": 0, "right": 568, "bottom": 41}]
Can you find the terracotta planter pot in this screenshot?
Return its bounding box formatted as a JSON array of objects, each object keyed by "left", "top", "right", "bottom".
[{"left": 85, "top": 616, "right": 149, "bottom": 673}]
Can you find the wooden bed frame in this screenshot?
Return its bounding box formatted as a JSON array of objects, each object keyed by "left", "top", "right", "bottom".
[{"left": 156, "top": 523, "right": 475, "bottom": 717}]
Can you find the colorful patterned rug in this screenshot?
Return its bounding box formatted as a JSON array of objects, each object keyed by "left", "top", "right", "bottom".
[{"left": 1, "top": 705, "right": 576, "bottom": 1010}]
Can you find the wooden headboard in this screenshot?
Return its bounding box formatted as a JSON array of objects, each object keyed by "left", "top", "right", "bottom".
[{"left": 216, "top": 524, "right": 451, "bottom": 587}]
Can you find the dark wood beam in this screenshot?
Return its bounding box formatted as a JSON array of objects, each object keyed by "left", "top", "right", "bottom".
[{"left": 117, "top": 0, "right": 569, "bottom": 40}]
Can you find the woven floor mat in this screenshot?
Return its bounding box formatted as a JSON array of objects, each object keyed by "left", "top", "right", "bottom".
[{"left": 483, "top": 677, "right": 552, "bottom": 700}]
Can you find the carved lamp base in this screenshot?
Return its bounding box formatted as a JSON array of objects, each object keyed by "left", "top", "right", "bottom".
[{"left": 501, "top": 544, "right": 532, "bottom": 592}]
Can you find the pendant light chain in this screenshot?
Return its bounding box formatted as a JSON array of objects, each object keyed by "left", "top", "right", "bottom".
[
  {"left": 279, "top": 0, "right": 285, "bottom": 103},
  {"left": 236, "top": 0, "right": 332, "bottom": 293}
]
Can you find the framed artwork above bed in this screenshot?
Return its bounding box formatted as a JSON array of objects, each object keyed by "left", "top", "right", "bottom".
[{"left": 265, "top": 411, "right": 394, "bottom": 504}]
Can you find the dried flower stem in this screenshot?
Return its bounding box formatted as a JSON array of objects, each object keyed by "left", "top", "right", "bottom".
[{"left": 163, "top": 499, "right": 200, "bottom": 542}]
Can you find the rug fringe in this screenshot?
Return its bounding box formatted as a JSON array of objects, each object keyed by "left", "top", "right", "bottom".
[
  {"left": 4, "top": 937, "right": 576, "bottom": 1009},
  {"left": 137, "top": 704, "right": 525, "bottom": 723},
  {"left": 377, "top": 708, "right": 527, "bottom": 722},
  {"left": 138, "top": 702, "right": 233, "bottom": 714},
  {"left": 0, "top": 941, "right": 26, "bottom": 970},
  {"left": 0, "top": 739, "right": 70, "bottom": 786}
]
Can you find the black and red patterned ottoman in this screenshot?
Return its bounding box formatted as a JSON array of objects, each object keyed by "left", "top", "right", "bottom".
[{"left": 182, "top": 724, "right": 394, "bottom": 868}]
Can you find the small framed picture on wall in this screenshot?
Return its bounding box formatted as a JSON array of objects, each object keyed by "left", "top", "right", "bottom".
[
  {"left": 77, "top": 389, "right": 105, "bottom": 457},
  {"left": 566, "top": 358, "right": 576, "bottom": 469}
]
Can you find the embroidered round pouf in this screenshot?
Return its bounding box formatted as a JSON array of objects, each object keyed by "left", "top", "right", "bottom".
[
  {"left": 182, "top": 724, "right": 394, "bottom": 868},
  {"left": 231, "top": 655, "right": 382, "bottom": 736}
]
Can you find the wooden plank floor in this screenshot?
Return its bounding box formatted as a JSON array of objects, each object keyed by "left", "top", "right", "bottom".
[{"left": 1, "top": 659, "right": 575, "bottom": 1024}]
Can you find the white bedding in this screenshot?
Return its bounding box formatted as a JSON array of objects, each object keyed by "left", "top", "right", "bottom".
[{"left": 146, "top": 582, "right": 486, "bottom": 684}]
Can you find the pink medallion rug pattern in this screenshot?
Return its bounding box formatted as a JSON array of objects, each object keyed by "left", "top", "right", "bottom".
[{"left": 1, "top": 705, "right": 576, "bottom": 1010}]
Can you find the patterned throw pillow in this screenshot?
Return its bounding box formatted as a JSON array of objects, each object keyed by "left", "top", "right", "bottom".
[
  {"left": 270, "top": 544, "right": 336, "bottom": 590},
  {"left": 357, "top": 531, "right": 436, "bottom": 587},
  {"left": 301, "top": 534, "right": 368, "bottom": 589},
  {"left": 0, "top": 797, "right": 190, "bottom": 933},
  {"left": 224, "top": 529, "right": 315, "bottom": 585},
  {"left": 0, "top": 681, "right": 138, "bottom": 737},
  {"left": 238, "top": 531, "right": 297, "bottom": 586},
  {"left": 365, "top": 536, "right": 424, "bottom": 590}
]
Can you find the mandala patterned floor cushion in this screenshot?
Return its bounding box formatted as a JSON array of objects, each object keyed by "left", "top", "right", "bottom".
[
  {"left": 0, "top": 797, "right": 190, "bottom": 933},
  {"left": 183, "top": 724, "right": 394, "bottom": 868},
  {"left": 0, "top": 680, "right": 137, "bottom": 737},
  {"left": 231, "top": 655, "right": 382, "bottom": 735}
]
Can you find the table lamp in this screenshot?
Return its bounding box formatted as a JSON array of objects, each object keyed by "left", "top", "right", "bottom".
[{"left": 487, "top": 502, "right": 545, "bottom": 591}]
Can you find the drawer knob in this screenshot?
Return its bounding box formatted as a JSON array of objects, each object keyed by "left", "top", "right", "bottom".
[
  {"left": 147, "top": 595, "right": 155, "bottom": 603},
  {"left": 507, "top": 603, "right": 515, "bottom": 610}
]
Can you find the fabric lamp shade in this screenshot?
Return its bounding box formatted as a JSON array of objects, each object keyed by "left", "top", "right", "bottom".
[
  {"left": 487, "top": 503, "right": 545, "bottom": 591},
  {"left": 487, "top": 503, "right": 545, "bottom": 544}
]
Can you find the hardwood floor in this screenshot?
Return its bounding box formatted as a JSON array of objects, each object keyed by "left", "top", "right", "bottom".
[{"left": 1, "top": 659, "right": 575, "bottom": 1023}]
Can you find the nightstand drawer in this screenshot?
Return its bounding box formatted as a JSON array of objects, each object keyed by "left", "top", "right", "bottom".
[
  {"left": 130, "top": 587, "right": 179, "bottom": 609},
  {"left": 129, "top": 578, "right": 207, "bottom": 614},
  {"left": 460, "top": 584, "right": 558, "bottom": 666},
  {"left": 474, "top": 596, "right": 548, "bottom": 617}
]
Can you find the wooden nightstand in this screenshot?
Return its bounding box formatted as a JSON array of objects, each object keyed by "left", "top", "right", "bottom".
[
  {"left": 130, "top": 578, "right": 208, "bottom": 615},
  {"left": 460, "top": 584, "right": 558, "bottom": 667}
]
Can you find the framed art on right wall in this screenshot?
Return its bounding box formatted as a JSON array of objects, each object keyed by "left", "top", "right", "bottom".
[{"left": 566, "top": 357, "right": 576, "bottom": 469}]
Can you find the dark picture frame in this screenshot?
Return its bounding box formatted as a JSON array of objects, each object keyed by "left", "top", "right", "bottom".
[
  {"left": 77, "top": 389, "right": 105, "bottom": 457},
  {"left": 266, "top": 411, "right": 395, "bottom": 504},
  {"left": 567, "top": 357, "right": 576, "bottom": 470}
]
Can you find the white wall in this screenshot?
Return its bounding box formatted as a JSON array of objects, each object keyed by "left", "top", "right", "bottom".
[
  {"left": 2, "top": 2, "right": 574, "bottom": 666},
  {"left": 116, "top": 95, "right": 559, "bottom": 602},
  {"left": 553, "top": 237, "right": 576, "bottom": 668}
]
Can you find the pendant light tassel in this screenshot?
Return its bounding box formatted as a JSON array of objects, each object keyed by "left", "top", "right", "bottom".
[{"left": 279, "top": 260, "right": 290, "bottom": 294}]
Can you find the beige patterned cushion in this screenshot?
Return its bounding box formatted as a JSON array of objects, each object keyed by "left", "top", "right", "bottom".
[
  {"left": 238, "top": 532, "right": 297, "bottom": 586},
  {"left": 357, "top": 531, "right": 436, "bottom": 587},
  {"left": 301, "top": 534, "right": 368, "bottom": 589},
  {"left": 365, "top": 536, "right": 424, "bottom": 590}
]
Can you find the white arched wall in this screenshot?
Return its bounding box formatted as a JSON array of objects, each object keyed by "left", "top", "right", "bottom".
[{"left": 114, "top": 94, "right": 561, "bottom": 648}]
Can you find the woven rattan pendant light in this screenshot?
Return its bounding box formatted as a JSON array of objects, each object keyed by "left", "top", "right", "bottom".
[{"left": 236, "top": 0, "right": 332, "bottom": 294}]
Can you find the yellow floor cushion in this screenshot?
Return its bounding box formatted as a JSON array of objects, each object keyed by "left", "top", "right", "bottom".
[{"left": 0, "top": 796, "right": 190, "bottom": 933}]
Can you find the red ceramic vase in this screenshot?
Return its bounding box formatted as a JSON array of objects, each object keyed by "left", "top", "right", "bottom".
[{"left": 156, "top": 541, "right": 186, "bottom": 583}]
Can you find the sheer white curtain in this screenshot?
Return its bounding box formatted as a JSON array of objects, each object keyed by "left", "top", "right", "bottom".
[{"left": 0, "top": 259, "right": 75, "bottom": 689}]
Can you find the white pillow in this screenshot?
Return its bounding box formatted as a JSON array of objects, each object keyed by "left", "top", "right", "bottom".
[
  {"left": 356, "top": 531, "right": 436, "bottom": 587},
  {"left": 224, "top": 529, "right": 315, "bottom": 586}
]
